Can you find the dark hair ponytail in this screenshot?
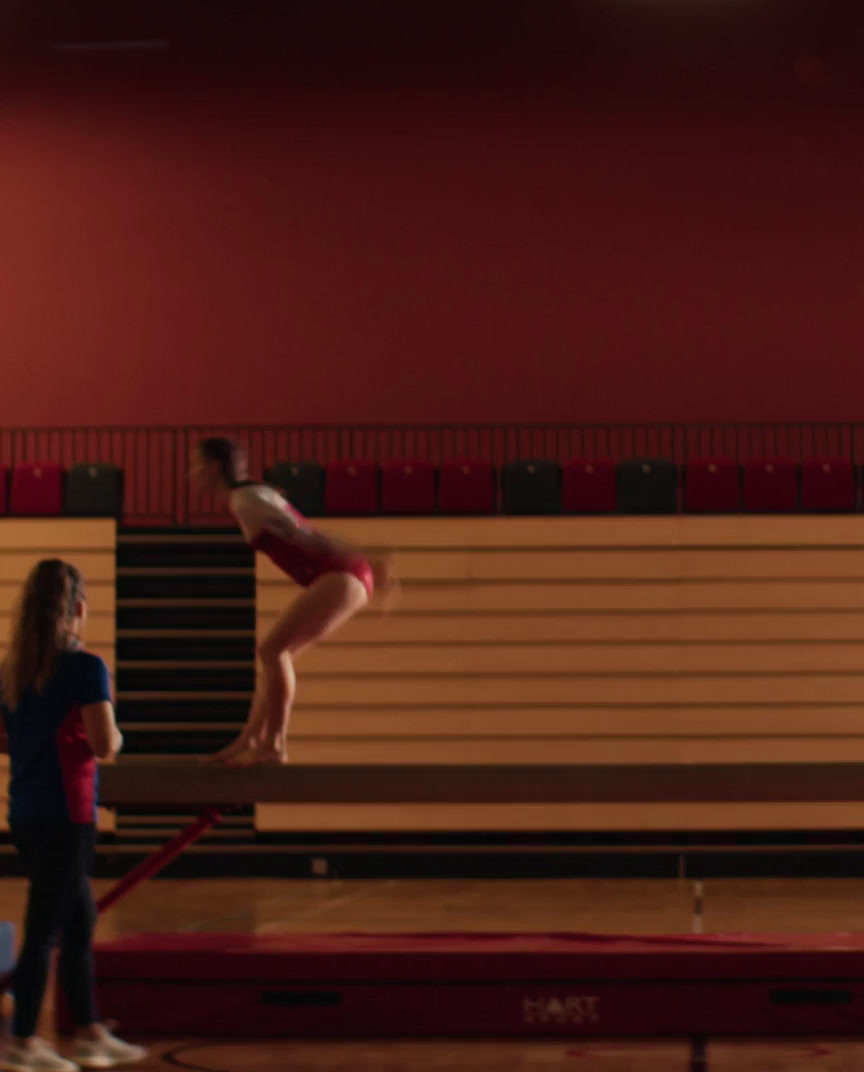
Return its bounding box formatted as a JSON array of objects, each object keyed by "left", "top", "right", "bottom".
[
  {"left": 198, "top": 437, "right": 248, "bottom": 488},
  {"left": 1, "top": 559, "right": 83, "bottom": 710}
]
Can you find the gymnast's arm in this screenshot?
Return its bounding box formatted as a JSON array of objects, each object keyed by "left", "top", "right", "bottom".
[
  {"left": 82, "top": 701, "right": 124, "bottom": 762},
  {"left": 264, "top": 505, "right": 398, "bottom": 595},
  {"left": 235, "top": 486, "right": 398, "bottom": 598},
  {"left": 318, "top": 529, "right": 397, "bottom": 592}
]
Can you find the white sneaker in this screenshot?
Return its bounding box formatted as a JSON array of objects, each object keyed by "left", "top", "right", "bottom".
[
  {"left": 1, "top": 1039, "right": 77, "bottom": 1072},
  {"left": 72, "top": 1033, "right": 148, "bottom": 1070}
]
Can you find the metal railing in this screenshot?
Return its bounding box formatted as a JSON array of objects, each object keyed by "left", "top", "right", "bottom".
[{"left": 1, "top": 422, "right": 862, "bottom": 525}]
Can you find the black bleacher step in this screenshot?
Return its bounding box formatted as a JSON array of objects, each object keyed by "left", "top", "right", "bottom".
[
  {"left": 117, "top": 606, "right": 255, "bottom": 630},
  {"left": 118, "top": 574, "right": 255, "bottom": 599},
  {"left": 122, "top": 721, "right": 245, "bottom": 733},
  {"left": 87, "top": 849, "right": 317, "bottom": 882},
  {"left": 116, "top": 806, "right": 251, "bottom": 810},
  {"left": 117, "top": 544, "right": 253, "bottom": 570},
  {"left": 117, "top": 635, "right": 256, "bottom": 662},
  {"left": 118, "top": 568, "right": 251, "bottom": 577},
  {"left": 116, "top": 666, "right": 253, "bottom": 692},
  {"left": 121, "top": 729, "right": 245, "bottom": 754},
  {"left": 118, "top": 698, "right": 249, "bottom": 721},
  {"left": 76, "top": 848, "right": 864, "bottom": 882}
]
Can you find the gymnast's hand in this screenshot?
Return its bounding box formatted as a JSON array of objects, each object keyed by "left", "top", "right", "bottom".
[{"left": 371, "top": 553, "right": 400, "bottom": 613}]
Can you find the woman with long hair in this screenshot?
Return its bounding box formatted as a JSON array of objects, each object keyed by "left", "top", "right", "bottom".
[
  {"left": 0, "top": 559, "right": 146, "bottom": 1072},
  {"left": 191, "top": 438, "right": 397, "bottom": 765}
]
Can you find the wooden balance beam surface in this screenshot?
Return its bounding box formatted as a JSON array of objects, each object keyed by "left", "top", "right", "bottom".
[{"left": 98, "top": 761, "right": 864, "bottom": 806}]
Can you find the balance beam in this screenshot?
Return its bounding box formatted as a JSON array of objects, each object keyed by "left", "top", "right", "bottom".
[
  {"left": 99, "top": 760, "right": 864, "bottom": 806},
  {"left": 92, "top": 759, "right": 863, "bottom": 916}
]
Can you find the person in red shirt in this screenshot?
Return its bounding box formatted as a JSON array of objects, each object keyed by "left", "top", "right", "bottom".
[
  {"left": 191, "top": 438, "right": 397, "bottom": 765},
  {"left": 0, "top": 559, "right": 146, "bottom": 1072}
]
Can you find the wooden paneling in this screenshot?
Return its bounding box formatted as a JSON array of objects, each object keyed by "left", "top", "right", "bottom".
[
  {"left": 0, "top": 520, "right": 115, "bottom": 552},
  {"left": 296, "top": 643, "right": 864, "bottom": 675},
  {"left": 260, "top": 579, "right": 864, "bottom": 613},
  {"left": 272, "top": 739, "right": 864, "bottom": 763},
  {"left": 0, "top": 550, "right": 115, "bottom": 583},
  {"left": 260, "top": 549, "right": 864, "bottom": 583},
  {"left": 289, "top": 676, "right": 864, "bottom": 706},
  {"left": 261, "top": 611, "right": 864, "bottom": 644},
  {"left": 263, "top": 516, "right": 864, "bottom": 549},
  {"left": 284, "top": 705, "right": 864, "bottom": 737}
]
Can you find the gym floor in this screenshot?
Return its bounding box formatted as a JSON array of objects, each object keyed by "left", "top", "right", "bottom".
[{"left": 3, "top": 875, "right": 864, "bottom": 1071}]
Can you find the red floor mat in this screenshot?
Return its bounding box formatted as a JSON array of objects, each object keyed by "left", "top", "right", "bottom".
[{"left": 63, "top": 932, "right": 864, "bottom": 1038}]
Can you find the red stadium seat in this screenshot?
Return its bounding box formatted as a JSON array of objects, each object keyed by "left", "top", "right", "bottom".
[
  {"left": 438, "top": 460, "right": 496, "bottom": 514},
  {"left": 561, "top": 458, "right": 616, "bottom": 513},
  {"left": 684, "top": 458, "right": 741, "bottom": 513},
  {"left": 381, "top": 461, "right": 437, "bottom": 515},
  {"left": 10, "top": 462, "right": 64, "bottom": 516},
  {"left": 800, "top": 457, "right": 857, "bottom": 512},
  {"left": 0, "top": 465, "right": 8, "bottom": 516},
  {"left": 324, "top": 460, "right": 379, "bottom": 515},
  {"left": 742, "top": 458, "right": 799, "bottom": 512}
]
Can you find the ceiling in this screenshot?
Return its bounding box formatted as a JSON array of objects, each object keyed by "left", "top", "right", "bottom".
[{"left": 0, "top": 1, "right": 860, "bottom": 101}]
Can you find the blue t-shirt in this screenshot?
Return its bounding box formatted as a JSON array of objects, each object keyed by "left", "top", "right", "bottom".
[{"left": 2, "top": 649, "right": 112, "bottom": 824}]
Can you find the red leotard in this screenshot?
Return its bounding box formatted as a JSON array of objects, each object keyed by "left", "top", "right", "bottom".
[{"left": 228, "top": 483, "right": 374, "bottom": 596}]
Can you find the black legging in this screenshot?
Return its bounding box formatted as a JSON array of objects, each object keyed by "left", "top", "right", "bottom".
[{"left": 10, "top": 822, "right": 98, "bottom": 1039}]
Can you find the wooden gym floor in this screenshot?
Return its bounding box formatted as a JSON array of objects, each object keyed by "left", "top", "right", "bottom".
[{"left": 3, "top": 876, "right": 864, "bottom": 1070}]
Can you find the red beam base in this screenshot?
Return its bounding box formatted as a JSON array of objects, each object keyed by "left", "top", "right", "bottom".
[
  {"left": 58, "top": 932, "right": 864, "bottom": 1038},
  {"left": 96, "top": 808, "right": 224, "bottom": 916}
]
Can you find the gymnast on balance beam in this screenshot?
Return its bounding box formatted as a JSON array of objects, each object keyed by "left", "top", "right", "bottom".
[{"left": 190, "top": 438, "right": 398, "bottom": 766}]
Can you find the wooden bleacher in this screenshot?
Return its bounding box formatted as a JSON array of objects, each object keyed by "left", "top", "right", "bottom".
[
  {"left": 5, "top": 514, "right": 864, "bottom": 845},
  {"left": 0, "top": 520, "right": 117, "bottom": 832},
  {"left": 257, "top": 516, "right": 864, "bottom": 835}
]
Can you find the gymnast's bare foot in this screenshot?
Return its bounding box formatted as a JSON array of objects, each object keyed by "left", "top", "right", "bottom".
[
  {"left": 205, "top": 731, "right": 287, "bottom": 766},
  {"left": 204, "top": 734, "right": 253, "bottom": 765},
  {"left": 223, "top": 747, "right": 260, "bottom": 766},
  {"left": 253, "top": 735, "right": 289, "bottom": 765}
]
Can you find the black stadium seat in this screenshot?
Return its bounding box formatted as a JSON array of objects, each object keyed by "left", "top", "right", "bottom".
[
  {"left": 65, "top": 463, "right": 124, "bottom": 519},
  {"left": 617, "top": 458, "right": 678, "bottom": 514},
  {"left": 267, "top": 461, "right": 326, "bottom": 516}
]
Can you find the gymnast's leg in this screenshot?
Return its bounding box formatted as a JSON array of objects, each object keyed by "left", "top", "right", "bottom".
[{"left": 210, "top": 571, "right": 370, "bottom": 765}]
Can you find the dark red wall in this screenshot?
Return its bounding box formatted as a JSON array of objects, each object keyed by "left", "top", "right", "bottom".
[{"left": 2, "top": 5, "right": 863, "bottom": 427}]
